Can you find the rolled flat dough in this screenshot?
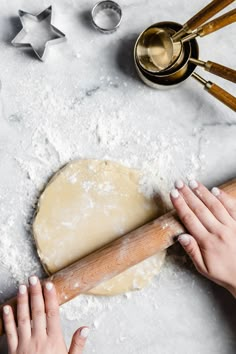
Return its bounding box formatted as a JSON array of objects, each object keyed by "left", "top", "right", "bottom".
[{"left": 33, "top": 160, "right": 166, "bottom": 295}]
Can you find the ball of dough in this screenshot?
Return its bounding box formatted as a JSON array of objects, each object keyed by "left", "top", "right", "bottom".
[{"left": 33, "top": 160, "right": 166, "bottom": 295}]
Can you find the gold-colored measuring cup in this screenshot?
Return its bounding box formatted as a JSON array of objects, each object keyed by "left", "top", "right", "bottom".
[
  {"left": 136, "top": 27, "right": 182, "bottom": 73},
  {"left": 134, "top": 22, "right": 236, "bottom": 111},
  {"left": 136, "top": 27, "right": 177, "bottom": 72},
  {"left": 192, "top": 73, "right": 236, "bottom": 111},
  {"left": 190, "top": 58, "right": 236, "bottom": 84},
  {"left": 136, "top": 2, "right": 236, "bottom": 74},
  {"left": 134, "top": 22, "right": 198, "bottom": 87},
  {"left": 168, "top": 8, "right": 236, "bottom": 73},
  {"left": 172, "top": 0, "right": 235, "bottom": 41}
]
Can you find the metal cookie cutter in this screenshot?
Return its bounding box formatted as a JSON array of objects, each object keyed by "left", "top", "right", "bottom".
[
  {"left": 91, "top": 1, "right": 122, "bottom": 33},
  {"left": 12, "top": 6, "right": 66, "bottom": 61}
]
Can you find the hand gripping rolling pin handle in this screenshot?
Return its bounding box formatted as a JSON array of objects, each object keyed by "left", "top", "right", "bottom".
[{"left": 1, "top": 179, "right": 236, "bottom": 335}]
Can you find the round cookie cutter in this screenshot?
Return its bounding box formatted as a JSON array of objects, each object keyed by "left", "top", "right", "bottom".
[{"left": 91, "top": 0, "right": 122, "bottom": 33}]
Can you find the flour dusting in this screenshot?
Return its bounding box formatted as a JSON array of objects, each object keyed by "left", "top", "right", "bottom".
[
  {"left": 0, "top": 2, "right": 212, "bottom": 351},
  {"left": 0, "top": 73, "right": 207, "bottom": 291}
]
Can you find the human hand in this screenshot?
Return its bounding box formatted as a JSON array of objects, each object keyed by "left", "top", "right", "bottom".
[
  {"left": 170, "top": 180, "right": 236, "bottom": 297},
  {"left": 2, "top": 276, "right": 89, "bottom": 354}
]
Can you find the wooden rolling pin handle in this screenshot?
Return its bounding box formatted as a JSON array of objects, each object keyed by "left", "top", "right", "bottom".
[
  {"left": 0, "top": 211, "right": 184, "bottom": 336},
  {"left": 198, "top": 8, "right": 236, "bottom": 37},
  {"left": 206, "top": 83, "right": 236, "bottom": 111},
  {"left": 205, "top": 61, "right": 236, "bottom": 83},
  {"left": 186, "top": 0, "right": 235, "bottom": 31},
  {"left": 1, "top": 178, "right": 236, "bottom": 336}
]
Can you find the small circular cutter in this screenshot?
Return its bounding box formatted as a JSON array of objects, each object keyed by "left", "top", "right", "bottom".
[{"left": 91, "top": 1, "right": 122, "bottom": 33}]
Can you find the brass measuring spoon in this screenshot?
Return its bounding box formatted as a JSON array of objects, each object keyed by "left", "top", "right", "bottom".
[
  {"left": 137, "top": 0, "right": 235, "bottom": 73},
  {"left": 172, "top": 8, "right": 236, "bottom": 65},
  {"left": 136, "top": 27, "right": 180, "bottom": 73},
  {"left": 137, "top": 9, "right": 236, "bottom": 74},
  {"left": 192, "top": 72, "right": 236, "bottom": 111},
  {"left": 154, "top": 56, "right": 236, "bottom": 85},
  {"left": 172, "top": 0, "right": 235, "bottom": 41},
  {"left": 135, "top": 21, "right": 236, "bottom": 111},
  {"left": 190, "top": 58, "right": 236, "bottom": 83},
  {"left": 154, "top": 9, "right": 236, "bottom": 77}
]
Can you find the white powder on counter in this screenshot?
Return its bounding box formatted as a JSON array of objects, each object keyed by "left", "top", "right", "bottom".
[
  {"left": 0, "top": 76, "right": 207, "bottom": 287},
  {"left": 0, "top": 48, "right": 209, "bottom": 349},
  {"left": 0, "top": 1, "right": 235, "bottom": 352}
]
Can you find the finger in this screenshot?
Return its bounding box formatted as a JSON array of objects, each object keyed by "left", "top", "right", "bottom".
[
  {"left": 187, "top": 181, "right": 233, "bottom": 225},
  {"left": 177, "top": 180, "right": 222, "bottom": 233},
  {"left": 178, "top": 234, "right": 207, "bottom": 274},
  {"left": 211, "top": 187, "right": 236, "bottom": 221},
  {"left": 170, "top": 188, "right": 209, "bottom": 243},
  {"left": 43, "top": 282, "right": 61, "bottom": 337},
  {"left": 69, "top": 327, "right": 90, "bottom": 354},
  {"left": 29, "top": 276, "right": 46, "bottom": 336},
  {"left": 17, "top": 285, "right": 31, "bottom": 342},
  {"left": 2, "top": 305, "right": 18, "bottom": 353}
]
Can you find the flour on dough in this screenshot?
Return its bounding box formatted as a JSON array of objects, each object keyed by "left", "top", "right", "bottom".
[{"left": 33, "top": 160, "right": 166, "bottom": 295}]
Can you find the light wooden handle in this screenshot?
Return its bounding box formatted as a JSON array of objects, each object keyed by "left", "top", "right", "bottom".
[
  {"left": 206, "top": 83, "right": 236, "bottom": 111},
  {"left": 206, "top": 61, "right": 236, "bottom": 83},
  {"left": 198, "top": 8, "right": 236, "bottom": 36},
  {"left": 0, "top": 212, "right": 184, "bottom": 335},
  {"left": 1, "top": 178, "right": 236, "bottom": 335},
  {"left": 186, "top": 0, "right": 235, "bottom": 31}
]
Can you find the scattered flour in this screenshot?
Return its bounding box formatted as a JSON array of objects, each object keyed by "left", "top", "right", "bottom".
[
  {"left": 0, "top": 1, "right": 234, "bottom": 352},
  {"left": 0, "top": 30, "right": 209, "bottom": 346},
  {"left": 0, "top": 73, "right": 208, "bottom": 295}
]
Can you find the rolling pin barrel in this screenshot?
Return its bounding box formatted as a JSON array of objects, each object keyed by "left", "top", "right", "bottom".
[
  {"left": 0, "top": 211, "right": 184, "bottom": 335},
  {"left": 1, "top": 178, "right": 236, "bottom": 335}
]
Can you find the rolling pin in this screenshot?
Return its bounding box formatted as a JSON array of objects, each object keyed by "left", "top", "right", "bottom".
[{"left": 1, "top": 178, "right": 236, "bottom": 335}]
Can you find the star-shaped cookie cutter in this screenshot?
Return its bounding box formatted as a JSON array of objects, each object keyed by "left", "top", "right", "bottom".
[{"left": 12, "top": 6, "right": 66, "bottom": 61}]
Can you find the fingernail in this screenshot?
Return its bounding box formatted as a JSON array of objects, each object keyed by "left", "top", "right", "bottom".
[
  {"left": 29, "top": 276, "right": 38, "bottom": 286},
  {"left": 170, "top": 189, "right": 179, "bottom": 199},
  {"left": 175, "top": 179, "right": 184, "bottom": 189},
  {"left": 80, "top": 327, "right": 90, "bottom": 338},
  {"left": 189, "top": 179, "right": 198, "bottom": 190},
  {"left": 211, "top": 187, "right": 220, "bottom": 197},
  {"left": 45, "top": 282, "right": 53, "bottom": 291},
  {"left": 19, "top": 285, "right": 27, "bottom": 295},
  {"left": 3, "top": 306, "right": 10, "bottom": 315},
  {"left": 178, "top": 234, "right": 191, "bottom": 246}
]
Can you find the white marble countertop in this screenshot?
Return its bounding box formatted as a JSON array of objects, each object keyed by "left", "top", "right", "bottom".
[{"left": 0, "top": 0, "right": 236, "bottom": 353}]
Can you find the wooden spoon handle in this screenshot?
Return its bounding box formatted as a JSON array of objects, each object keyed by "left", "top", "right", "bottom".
[
  {"left": 198, "top": 8, "right": 236, "bottom": 36},
  {"left": 207, "top": 83, "right": 236, "bottom": 111},
  {"left": 1, "top": 178, "right": 236, "bottom": 335},
  {"left": 186, "top": 0, "right": 235, "bottom": 31},
  {"left": 205, "top": 61, "right": 236, "bottom": 83}
]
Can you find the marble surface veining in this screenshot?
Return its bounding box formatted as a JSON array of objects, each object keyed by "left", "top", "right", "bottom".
[{"left": 0, "top": 0, "right": 235, "bottom": 353}]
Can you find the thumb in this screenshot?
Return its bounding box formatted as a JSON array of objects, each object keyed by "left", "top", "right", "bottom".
[
  {"left": 69, "top": 327, "right": 90, "bottom": 354},
  {"left": 178, "top": 234, "right": 207, "bottom": 274}
]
